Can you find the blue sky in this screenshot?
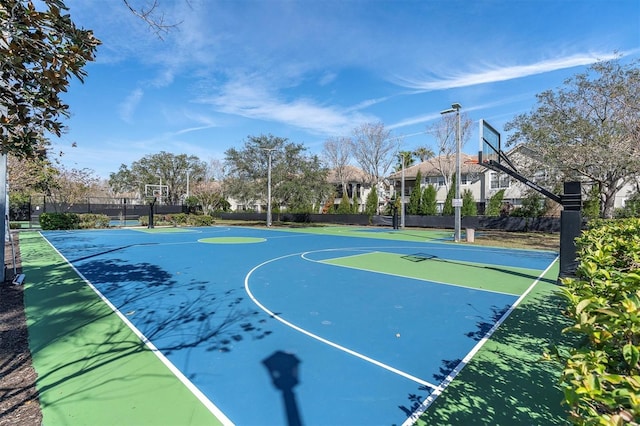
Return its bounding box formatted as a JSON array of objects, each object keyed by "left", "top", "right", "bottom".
[{"left": 55, "top": 0, "right": 640, "bottom": 178}]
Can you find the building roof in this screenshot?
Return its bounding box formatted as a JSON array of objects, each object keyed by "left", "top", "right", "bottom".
[
  {"left": 326, "top": 165, "right": 370, "bottom": 184},
  {"left": 388, "top": 153, "right": 484, "bottom": 179}
]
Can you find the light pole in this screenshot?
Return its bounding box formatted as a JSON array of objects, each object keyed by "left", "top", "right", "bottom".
[
  {"left": 440, "top": 103, "right": 462, "bottom": 242},
  {"left": 264, "top": 148, "right": 276, "bottom": 227},
  {"left": 400, "top": 153, "right": 405, "bottom": 229}
]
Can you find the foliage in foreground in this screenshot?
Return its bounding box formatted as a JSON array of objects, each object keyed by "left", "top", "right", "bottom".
[
  {"left": 138, "top": 214, "right": 215, "bottom": 227},
  {"left": 39, "top": 212, "right": 80, "bottom": 230},
  {"left": 552, "top": 218, "right": 640, "bottom": 424}
]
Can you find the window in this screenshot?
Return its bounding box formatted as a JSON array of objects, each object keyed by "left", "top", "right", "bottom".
[
  {"left": 490, "top": 172, "right": 510, "bottom": 189},
  {"left": 428, "top": 176, "right": 445, "bottom": 187}
]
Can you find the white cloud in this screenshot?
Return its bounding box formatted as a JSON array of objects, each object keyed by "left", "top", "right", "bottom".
[
  {"left": 394, "top": 52, "right": 621, "bottom": 91},
  {"left": 199, "top": 76, "right": 376, "bottom": 136},
  {"left": 118, "top": 88, "right": 144, "bottom": 122}
]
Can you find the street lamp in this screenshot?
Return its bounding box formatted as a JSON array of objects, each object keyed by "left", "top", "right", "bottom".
[
  {"left": 400, "top": 153, "right": 405, "bottom": 229},
  {"left": 440, "top": 102, "right": 462, "bottom": 242},
  {"left": 264, "top": 148, "right": 277, "bottom": 227}
]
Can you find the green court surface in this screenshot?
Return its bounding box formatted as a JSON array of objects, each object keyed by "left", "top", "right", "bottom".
[
  {"left": 19, "top": 231, "right": 222, "bottom": 425},
  {"left": 417, "top": 260, "right": 576, "bottom": 425},
  {"left": 322, "top": 251, "right": 545, "bottom": 295}
]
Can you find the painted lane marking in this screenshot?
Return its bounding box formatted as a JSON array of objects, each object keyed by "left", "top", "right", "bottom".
[
  {"left": 401, "top": 256, "right": 560, "bottom": 426},
  {"left": 244, "top": 250, "right": 439, "bottom": 390},
  {"left": 40, "top": 232, "right": 234, "bottom": 426},
  {"left": 301, "top": 248, "right": 522, "bottom": 297}
]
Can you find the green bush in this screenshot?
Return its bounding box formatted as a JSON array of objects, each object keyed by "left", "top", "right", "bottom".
[
  {"left": 39, "top": 212, "right": 81, "bottom": 230},
  {"left": 188, "top": 215, "right": 214, "bottom": 226},
  {"left": 138, "top": 214, "right": 214, "bottom": 227},
  {"left": 79, "top": 214, "right": 110, "bottom": 229},
  {"left": 553, "top": 218, "right": 640, "bottom": 424},
  {"left": 364, "top": 187, "right": 378, "bottom": 217},
  {"left": 486, "top": 189, "right": 505, "bottom": 216}
]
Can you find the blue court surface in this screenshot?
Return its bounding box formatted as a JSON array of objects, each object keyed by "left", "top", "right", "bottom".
[{"left": 40, "top": 226, "right": 558, "bottom": 425}]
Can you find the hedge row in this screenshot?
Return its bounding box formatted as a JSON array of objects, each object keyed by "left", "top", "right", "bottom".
[
  {"left": 40, "top": 212, "right": 214, "bottom": 230},
  {"left": 138, "top": 213, "right": 215, "bottom": 227},
  {"left": 555, "top": 218, "right": 640, "bottom": 424}
]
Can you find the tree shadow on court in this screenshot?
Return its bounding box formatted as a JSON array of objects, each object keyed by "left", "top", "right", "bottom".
[
  {"left": 20, "top": 237, "right": 274, "bottom": 415},
  {"left": 407, "top": 283, "right": 578, "bottom": 426},
  {"left": 74, "top": 257, "right": 273, "bottom": 358},
  {"left": 405, "top": 253, "right": 557, "bottom": 284}
]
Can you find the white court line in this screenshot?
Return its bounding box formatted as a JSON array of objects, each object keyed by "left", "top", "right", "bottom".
[
  {"left": 39, "top": 233, "right": 234, "bottom": 426},
  {"left": 401, "top": 255, "right": 560, "bottom": 426},
  {"left": 244, "top": 251, "right": 440, "bottom": 390}
]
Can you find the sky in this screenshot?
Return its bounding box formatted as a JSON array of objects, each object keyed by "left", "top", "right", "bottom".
[{"left": 53, "top": 0, "right": 640, "bottom": 179}]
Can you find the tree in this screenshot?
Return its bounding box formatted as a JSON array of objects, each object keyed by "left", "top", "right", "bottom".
[
  {"left": 582, "top": 185, "right": 601, "bottom": 221},
  {"left": 108, "top": 151, "right": 206, "bottom": 204},
  {"left": 350, "top": 122, "right": 400, "bottom": 185},
  {"left": 190, "top": 180, "right": 228, "bottom": 215},
  {"left": 1, "top": 0, "right": 100, "bottom": 158},
  {"left": 336, "top": 193, "right": 351, "bottom": 214},
  {"left": 122, "top": 0, "right": 181, "bottom": 38},
  {"left": 322, "top": 136, "right": 352, "bottom": 199},
  {"left": 394, "top": 151, "right": 415, "bottom": 172},
  {"left": 426, "top": 112, "right": 473, "bottom": 191},
  {"left": 364, "top": 186, "right": 378, "bottom": 217},
  {"left": 510, "top": 192, "right": 541, "bottom": 217},
  {"left": 505, "top": 56, "right": 640, "bottom": 218},
  {"left": 414, "top": 146, "right": 435, "bottom": 162},
  {"left": 614, "top": 190, "right": 640, "bottom": 218},
  {"left": 442, "top": 174, "right": 456, "bottom": 215},
  {"left": 461, "top": 189, "right": 477, "bottom": 216},
  {"left": 486, "top": 189, "right": 505, "bottom": 216},
  {"left": 224, "top": 134, "right": 330, "bottom": 213},
  {"left": 47, "top": 166, "right": 100, "bottom": 209},
  {"left": 7, "top": 154, "right": 57, "bottom": 195},
  {"left": 420, "top": 184, "right": 437, "bottom": 215},
  {"left": 407, "top": 170, "right": 422, "bottom": 214}
]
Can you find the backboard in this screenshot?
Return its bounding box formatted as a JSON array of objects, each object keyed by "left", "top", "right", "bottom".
[
  {"left": 144, "top": 184, "right": 168, "bottom": 202},
  {"left": 479, "top": 119, "right": 501, "bottom": 165},
  {"left": 479, "top": 119, "right": 518, "bottom": 172}
]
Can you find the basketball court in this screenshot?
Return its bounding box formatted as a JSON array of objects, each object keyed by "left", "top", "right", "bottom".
[{"left": 18, "top": 225, "right": 568, "bottom": 425}]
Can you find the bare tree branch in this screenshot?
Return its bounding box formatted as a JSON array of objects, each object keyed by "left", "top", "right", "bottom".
[{"left": 122, "top": 0, "right": 184, "bottom": 39}]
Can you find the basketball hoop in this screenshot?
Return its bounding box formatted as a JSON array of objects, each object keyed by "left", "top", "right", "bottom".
[{"left": 464, "top": 159, "right": 479, "bottom": 165}]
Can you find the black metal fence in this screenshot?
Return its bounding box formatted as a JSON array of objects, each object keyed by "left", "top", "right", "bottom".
[
  {"left": 11, "top": 196, "right": 186, "bottom": 226},
  {"left": 219, "top": 212, "right": 561, "bottom": 232}
]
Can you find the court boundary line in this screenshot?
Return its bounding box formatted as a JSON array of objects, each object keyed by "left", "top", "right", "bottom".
[
  {"left": 39, "top": 232, "right": 234, "bottom": 426},
  {"left": 243, "top": 250, "right": 440, "bottom": 390},
  {"left": 401, "top": 255, "right": 560, "bottom": 426}
]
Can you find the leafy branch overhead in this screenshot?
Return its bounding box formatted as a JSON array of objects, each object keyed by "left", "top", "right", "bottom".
[{"left": 0, "top": 0, "right": 101, "bottom": 158}]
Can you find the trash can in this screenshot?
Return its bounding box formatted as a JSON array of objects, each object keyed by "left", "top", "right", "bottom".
[{"left": 466, "top": 228, "right": 475, "bottom": 243}]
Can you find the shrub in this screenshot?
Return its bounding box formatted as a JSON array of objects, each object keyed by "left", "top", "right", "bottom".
[
  {"left": 552, "top": 218, "right": 640, "bottom": 424},
  {"left": 139, "top": 214, "right": 214, "bottom": 227},
  {"left": 39, "top": 212, "right": 80, "bottom": 230},
  {"left": 461, "top": 189, "right": 477, "bottom": 216},
  {"left": 364, "top": 187, "right": 378, "bottom": 217},
  {"left": 188, "top": 215, "right": 214, "bottom": 226},
  {"left": 442, "top": 174, "right": 455, "bottom": 216},
  {"left": 79, "top": 214, "right": 110, "bottom": 229},
  {"left": 420, "top": 184, "right": 437, "bottom": 215},
  {"left": 486, "top": 189, "right": 505, "bottom": 216}
]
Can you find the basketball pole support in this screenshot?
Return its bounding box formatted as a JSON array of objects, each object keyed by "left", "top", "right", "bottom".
[{"left": 483, "top": 160, "right": 582, "bottom": 278}]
